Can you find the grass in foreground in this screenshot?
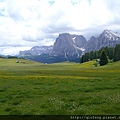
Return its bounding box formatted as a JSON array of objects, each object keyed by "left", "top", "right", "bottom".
[{"left": 0, "top": 58, "right": 120, "bottom": 115}]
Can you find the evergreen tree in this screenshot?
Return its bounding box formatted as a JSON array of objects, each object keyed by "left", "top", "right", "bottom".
[
  {"left": 85, "top": 53, "right": 89, "bottom": 62},
  {"left": 94, "top": 51, "right": 99, "bottom": 59},
  {"left": 108, "top": 47, "right": 114, "bottom": 60},
  {"left": 113, "top": 44, "right": 120, "bottom": 62},
  {"left": 80, "top": 44, "right": 120, "bottom": 64},
  {"left": 99, "top": 50, "right": 108, "bottom": 66},
  {"left": 80, "top": 55, "right": 85, "bottom": 63},
  {"left": 89, "top": 51, "right": 94, "bottom": 60}
]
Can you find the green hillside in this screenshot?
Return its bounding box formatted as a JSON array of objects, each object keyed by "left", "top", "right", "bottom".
[{"left": 0, "top": 58, "right": 120, "bottom": 115}]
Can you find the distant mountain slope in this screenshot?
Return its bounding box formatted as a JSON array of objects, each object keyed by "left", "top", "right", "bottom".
[
  {"left": 85, "top": 30, "right": 120, "bottom": 52},
  {"left": 19, "top": 46, "right": 53, "bottom": 56}
]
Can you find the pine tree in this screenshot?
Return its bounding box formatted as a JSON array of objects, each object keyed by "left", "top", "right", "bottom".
[
  {"left": 85, "top": 53, "right": 89, "bottom": 62},
  {"left": 108, "top": 47, "right": 114, "bottom": 60},
  {"left": 113, "top": 44, "right": 120, "bottom": 62},
  {"left": 99, "top": 50, "right": 108, "bottom": 66},
  {"left": 94, "top": 51, "right": 99, "bottom": 59},
  {"left": 89, "top": 51, "right": 94, "bottom": 60},
  {"left": 80, "top": 55, "right": 84, "bottom": 63}
]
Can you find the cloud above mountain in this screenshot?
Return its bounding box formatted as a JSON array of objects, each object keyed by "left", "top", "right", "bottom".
[{"left": 0, "top": 0, "right": 120, "bottom": 55}]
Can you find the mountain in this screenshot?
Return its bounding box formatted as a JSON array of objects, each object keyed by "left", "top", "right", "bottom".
[
  {"left": 19, "top": 30, "right": 120, "bottom": 63},
  {"left": 19, "top": 33, "right": 87, "bottom": 63},
  {"left": 51, "top": 33, "right": 87, "bottom": 58},
  {"left": 19, "top": 46, "right": 53, "bottom": 56},
  {"left": 85, "top": 30, "right": 120, "bottom": 52}
]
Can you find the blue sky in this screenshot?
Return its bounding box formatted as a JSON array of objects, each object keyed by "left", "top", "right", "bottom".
[{"left": 0, "top": 0, "right": 120, "bottom": 55}]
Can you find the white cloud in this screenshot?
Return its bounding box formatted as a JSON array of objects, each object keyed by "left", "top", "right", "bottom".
[
  {"left": 0, "top": 0, "right": 120, "bottom": 55},
  {"left": 0, "top": 46, "right": 32, "bottom": 55}
]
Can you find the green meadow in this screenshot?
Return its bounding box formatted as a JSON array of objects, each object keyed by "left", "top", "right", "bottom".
[{"left": 0, "top": 58, "right": 120, "bottom": 115}]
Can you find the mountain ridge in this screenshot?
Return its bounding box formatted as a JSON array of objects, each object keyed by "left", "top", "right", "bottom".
[
  {"left": 19, "top": 45, "right": 53, "bottom": 56},
  {"left": 85, "top": 29, "right": 120, "bottom": 52},
  {"left": 19, "top": 29, "right": 120, "bottom": 63}
]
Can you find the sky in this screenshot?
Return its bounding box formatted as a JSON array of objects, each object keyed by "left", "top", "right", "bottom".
[{"left": 0, "top": 0, "right": 120, "bottom": 55}]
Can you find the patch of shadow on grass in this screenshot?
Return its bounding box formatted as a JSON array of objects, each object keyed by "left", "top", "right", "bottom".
[
  {"left": 34, "top": 87, "right": 40, "bottom": 90},
  {"left": 33, "top": 82, "right": 44, "bottom": 85},
  {"left": 58, "top": 90, "right": 71, "bottom": 95},
  {"left": 0, "top": 98, "right": 8, "bottom": 103},
  {"left": 77, "top": 88, "right": 95, "bottom": 93},
  {"left": 8, "top": 100, "right": 22, "bottom": 106},
  {"left": 0, "top": 89, "right": 6, "bottom": 92},
  {"left": 12, "top": 101, "right": 21, "bottom": 105},
  {"left": 4, "top": 107, "right": 13, "bottom": 112}
]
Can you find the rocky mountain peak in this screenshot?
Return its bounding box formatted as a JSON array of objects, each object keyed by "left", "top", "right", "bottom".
[
  {"left": 52, "top": 33, "right": 87, "bottom": 58},
  {"left": 85, "top": 30, "right": 120, "bottom": 53},
  {"left": 100, "top": 29, "right": 120, "bottom": 39}
]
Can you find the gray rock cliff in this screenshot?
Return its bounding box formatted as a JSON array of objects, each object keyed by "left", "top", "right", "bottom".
[{"left": 51, "top": 33, "right": 87, "bottom": 58}]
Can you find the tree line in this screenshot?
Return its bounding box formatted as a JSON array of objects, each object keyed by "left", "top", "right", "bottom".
[{"left": 80, "top": 44, "right": 120, "bottom": 66}]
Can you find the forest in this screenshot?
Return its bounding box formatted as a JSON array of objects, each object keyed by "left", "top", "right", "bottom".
[{"left": 80, "top": 44, "right": 120, "bottom": 64}]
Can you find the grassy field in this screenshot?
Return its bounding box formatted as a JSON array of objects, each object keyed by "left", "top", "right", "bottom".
[{"left": 0, "top": 58, "right": 120, "bottom": 115}]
